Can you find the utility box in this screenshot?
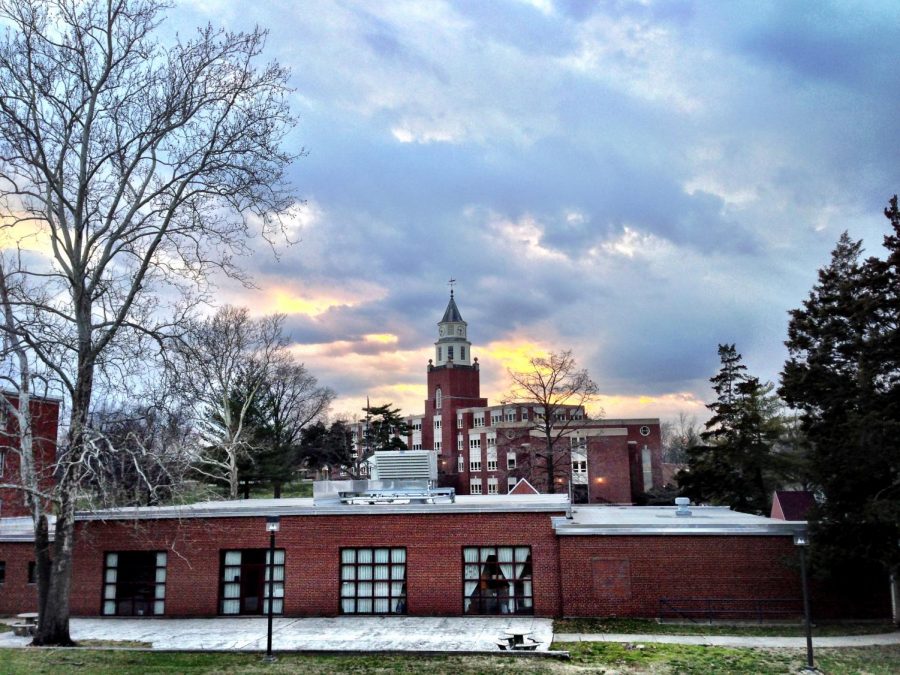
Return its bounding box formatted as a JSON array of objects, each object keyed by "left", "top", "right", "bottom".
[{"left": 369, "top": 450, "right": 438, "bottom": 481}]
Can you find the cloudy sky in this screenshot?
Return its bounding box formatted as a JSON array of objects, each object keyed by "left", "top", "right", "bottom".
[{"left": 175, "top": 0, "right": 900, "bottom": 422}]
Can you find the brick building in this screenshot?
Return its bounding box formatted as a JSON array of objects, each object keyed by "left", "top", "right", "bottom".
[
  {"left": 0, "top": 395, "right": 60, "bottom": 519},
  {"left": 2, "top": 491, "right": 816, "bottom": 620},
  {"left": 353, "top": 291, "right": 663, "bottom": 502}
]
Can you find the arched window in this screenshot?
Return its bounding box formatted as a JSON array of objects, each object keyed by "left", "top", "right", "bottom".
[{"left": 436, "top": 387, "right": 442, "bottom": 409}]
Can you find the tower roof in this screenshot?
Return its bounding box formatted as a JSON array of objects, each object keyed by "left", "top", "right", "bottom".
[{"left": 440, "top": 292, "right": 464, "bottom": 323}]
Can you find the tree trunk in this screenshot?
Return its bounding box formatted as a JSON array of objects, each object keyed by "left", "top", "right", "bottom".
[
  {"left": 891, "top": 567, "right": 899, "bottom": 627},
  {"left": 273, "top": 481, "right": 282, "bottom": 499},
  {"left": 32, "top": 499, "right": 76, "bottom": 646}
]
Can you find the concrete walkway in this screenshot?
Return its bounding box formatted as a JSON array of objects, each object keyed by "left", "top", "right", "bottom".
[
  {"left": 0, "top": 616, "right": 554, "bottom": 652},
  {"left": 553, "top": 631, "right": 900, "bottom": 648}
]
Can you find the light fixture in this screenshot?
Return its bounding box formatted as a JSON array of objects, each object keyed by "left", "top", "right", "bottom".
[
  {"left": 266, "top": 516, "right": 281, "bottom": 533},
  {"left": 793, "top": 532, "right": 808, "bottom": 547}
]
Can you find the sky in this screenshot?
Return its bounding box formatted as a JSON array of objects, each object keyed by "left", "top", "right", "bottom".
[{"left": 167, "top": 0, "right": 900, "bottom": 422}]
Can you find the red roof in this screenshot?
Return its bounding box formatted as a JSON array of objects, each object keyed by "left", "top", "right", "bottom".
[{"left": 771, "top": 490, "right": 815, "bottom": 521}]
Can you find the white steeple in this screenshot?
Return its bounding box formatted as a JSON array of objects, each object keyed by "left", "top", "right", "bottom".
[{"left": 435, "top": 289, "right": 472, "bottom": 366}]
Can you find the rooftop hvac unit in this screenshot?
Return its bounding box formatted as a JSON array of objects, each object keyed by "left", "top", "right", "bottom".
[{"left": 369, "top": 450, "right": 437, "bottom": 481}]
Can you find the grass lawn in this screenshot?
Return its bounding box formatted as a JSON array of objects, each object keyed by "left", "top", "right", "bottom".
[
  {"left": 555, "top": 616, "right": 899, "bottom": 637},
  {"left": 1, "top": 644, "right": 898, "bottom": 674}
]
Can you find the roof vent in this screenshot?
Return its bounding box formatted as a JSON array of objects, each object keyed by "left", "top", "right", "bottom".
[{"left": 675, "top": 497, "right": 692, "bottom": 517}]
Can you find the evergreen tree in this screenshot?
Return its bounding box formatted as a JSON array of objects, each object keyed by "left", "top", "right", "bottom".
[
  {"left": 362, "top": 403, "right": 410, "bottom": 452},
  {"left": 780, "top": 211, "right": 900, "bottom": 609},
  {"left": 679, "top": 344, "right": 785, "bottom": 514}
]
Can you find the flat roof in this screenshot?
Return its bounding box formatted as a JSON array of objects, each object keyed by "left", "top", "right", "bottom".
[
  {"left": 554, "top": 504, "right": 806, "bottom": 536},
  {"left": 72, "top": 493, "right": 570, "bottom": 522},
  {"left": 0, "top": 516, "right": 52, "bottom": 542}
]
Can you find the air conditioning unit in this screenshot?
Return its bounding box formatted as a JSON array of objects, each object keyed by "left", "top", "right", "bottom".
[{"left": 369, "top": 450, "right": 437, "bottom": 481}]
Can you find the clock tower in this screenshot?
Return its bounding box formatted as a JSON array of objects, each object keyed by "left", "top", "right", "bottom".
[{"left": 423, "top": 288, "right": 487, "bottom": 489}]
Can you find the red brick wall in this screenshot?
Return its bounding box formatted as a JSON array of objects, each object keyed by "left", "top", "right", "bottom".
[
  {"left": 0, "top": 397, "right": 60, "bottom": 518},
  {"left": 70, "top": 510, "right": 563, "bottom": 618},
  {"left": 559, "top": 535, "right": 801, "bottom": 618},
  {"left": 0, "top": 542, "right": 37, "bottom": 614}
]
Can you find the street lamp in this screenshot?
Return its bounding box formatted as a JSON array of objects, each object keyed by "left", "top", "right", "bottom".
[
  {"left": 794, "top": 531, "right": 815, "bottom": 672},
  {"left": 264, "top": 516, "right": 281, "bottom": 663}
]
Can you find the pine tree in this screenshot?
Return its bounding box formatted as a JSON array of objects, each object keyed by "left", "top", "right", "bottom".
[
  {"left": 780, "top": 209, "right": 900, "bottom": 613},
  {"left": 679, "top": 344, "right": 784, "bottom": 514}
]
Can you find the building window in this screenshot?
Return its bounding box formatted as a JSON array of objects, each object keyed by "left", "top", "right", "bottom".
[
  {"left": 457, "top": 454, "right": 465, "bottom": 472},
  {"left": 520, "top": 409, "right": 529, "bottom": 421},
  {"left": 572, "top": 460, "right": 587, "bottom": 475},
  {"left": 412, "top": 443, "right": 422, "bottom": 450},
  {"left": 507, "top": 476, "right": 518, "bottom": 492},
  {"left": 469, "top": 438, "right": 481, "bottom": 451},
  {"left": 486, "top": 435, "right": 496, "bottom": 447},
  {"left": 505, "top": 410, "right": 515, "bottom": 422},
  {"left": 491, "top": 413, "right": 501, "bottom": 426},
  {"left": 487, "top": 459, "right": 497, "bottom": 472},
  {"left": 487, "top": 477, "right": 498, "bottom": 494},
  {"left": 507, "top": 453, "right": 517, "bottom": 470},
  {"left": 463, "top": 546, "right": 533, "bottom": 615},
  {"left": 469, "top": 479, "right": 482, "bottom": 494},
  {"left": 434, "top": 441, "right": 442, "bottom": 452},
  {"left": 434, "top": 418, "right": 441, "bottom": 430},
  {"left": 0, "top": 560, "right": 5, "bottom": 583},
  {"left": 554, "top": 411, "right": 566, "bottom": 421},
  {"left": 448, "top": 346, "right": 455, "bottom": 361},
  {"left": 103, "top": 551, "right": 167, "bottom": 616},
  {"left": 435, "top": 388, "right": 442, "bottom": 409},
  {"left": 460, "top": 347, "right": 465, "bottom": 360},
  {"left": 474, "top": 413, "right": 484, "bottom": 427},
  {"left": 220, "top": 549, "right": 285, "bottom": 615},
  {"left": 28, "top": 561, "right": 36, "bottom": 584},
  {"left": 340, "top": 548, "right": 406, "bottom": 615},
  {"left": 469, "top": 458, "right": 481, "bottom": 472},
  {"left": 437, "top": 347, "right": 442, "bottom": 362},
  {"left": 457, "top": 435, "right": 463, "bottom": 451}
]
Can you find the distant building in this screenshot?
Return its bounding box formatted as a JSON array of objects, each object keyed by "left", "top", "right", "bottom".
[
  {"left": 0, "top": 394, "right": 60, "bottom": 518},
  {"left": 347, "top": 291, "right": 663, "bottom": 502}
]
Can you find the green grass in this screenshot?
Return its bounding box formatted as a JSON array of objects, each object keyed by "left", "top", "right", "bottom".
[
  {"left": 0, "top": 622, "right": 12, "bottom": 633},
  {"left": 559, "top": 642, "right": 900, "bottom": 674},
  {"left": 248, "top": 481, "right": 314, "bottom": 499},
  {"left": 1, "top": 645, "right": 898, "bottom": 674},
  {"left": 554, "top": 616, "right": 899, "bottom": 637}
]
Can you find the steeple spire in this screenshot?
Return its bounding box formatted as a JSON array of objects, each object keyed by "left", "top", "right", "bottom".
[{"left": 435, "top": 284, "right": 471, "bottom": 366}]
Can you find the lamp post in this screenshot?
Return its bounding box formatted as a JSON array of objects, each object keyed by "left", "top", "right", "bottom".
[
  {"left": 264, "top": 515, "right": 281, "bottom": 663},
  {"left": 794, "top": 531, "right": 815, "bottom": 671}
]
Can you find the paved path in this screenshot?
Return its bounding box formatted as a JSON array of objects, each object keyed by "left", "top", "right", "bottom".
[
  {"left": 0, "top": 616, "right": 554, "bottom": 652},
  {"left": 2, "top": 618, "right": 897, "bottom": 652},
  {"left": 553, "top": 632, "right": 900, "bottom": 648}
]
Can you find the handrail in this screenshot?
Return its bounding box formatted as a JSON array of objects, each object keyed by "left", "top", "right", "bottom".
[{"left": 658, "top": 597, "right": 801, "bottom": 624}]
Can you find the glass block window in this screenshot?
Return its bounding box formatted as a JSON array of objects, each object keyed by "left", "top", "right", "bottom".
[
  {"left": 220, "top": 549, "right": 285, "bottom": 615},
  {"left": 340, "top": 548, "right": 406, "bottom": 614},
  {"left": 463, "top": 546, "right": 533, "bottom": 615},
  {"left": 103, "top": 551, "right": 167, "bottom": 616}
]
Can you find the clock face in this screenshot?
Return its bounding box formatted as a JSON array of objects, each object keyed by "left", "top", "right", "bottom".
[
  {"left": 439, "top": 327, "right": 444, "bottom": 336},
  {"left": 639, "top": 425, "right": 651, "bottom": 436}
]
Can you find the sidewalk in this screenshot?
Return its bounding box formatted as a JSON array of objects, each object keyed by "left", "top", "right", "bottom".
[
  {"left": 553, "top": 631, "right": 900, "bottom": 648},
  {"left": 0, "top": 616, "right": 554, "bottom": 652}
]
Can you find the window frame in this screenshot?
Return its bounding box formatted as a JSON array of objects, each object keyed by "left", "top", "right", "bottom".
[
  {"left": 339, "top": 547, "right": 407, "bottom": 615},
  {"left": 461, "top": 546, "right": 533, "bottom": 615}
]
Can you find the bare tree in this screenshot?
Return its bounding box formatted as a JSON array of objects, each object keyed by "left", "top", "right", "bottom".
[
  {"left": 502, "top": 350, "right": 599, "bottom": 494},
  {"left": 174, "top": 306, "right": 286, "bottom": 500},
  {"left": 247, "top": 359, "right": 334, "bottom": 497},
  {"left": 661, "top": 412, "right": 701, "bottom": 465},
  {"left": 0, "top": 0, "right": 297, "bottom": 644}
]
